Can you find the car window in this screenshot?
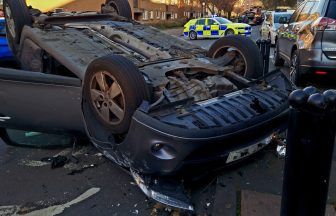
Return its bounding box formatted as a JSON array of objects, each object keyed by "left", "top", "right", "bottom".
[
  {"left": 3, "top": 129, "right": 74, "bottom": 148},
  {"left": 207, "top": 19, "right": 217, "bottom": 25},
  {"left": 297, "top": 1, "right": 316, "bottom": 21},
  {"left": 274, "top": 13, "right": 292, "bottom": 23},
  {"left": 0, "top": 20, "right": 6, "bottom": 36},
  {"left": 327, "top": 0, "right": 336, "bottom": 19},
  {"left": 290, "top": 3, "right": 305, "bottom": 23},
  {"left": 196, "top": 19, "right": 205, "bottom": 25},
  {"left": 214, "top": 17, "right": 232, "bottom": 24},
  {"left": 266, "top": 14, "right": 272, "bottom": 22}
]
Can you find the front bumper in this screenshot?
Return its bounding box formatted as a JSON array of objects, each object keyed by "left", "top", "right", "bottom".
[
  {"left": 119, "top": 72, "right": 292, "bottom": 175},
  {"left": 237, "top": 28, "right": 252, "bottom": 37},
  {"left": 121, "top": 108, "right": 287, "bottom": 175}
]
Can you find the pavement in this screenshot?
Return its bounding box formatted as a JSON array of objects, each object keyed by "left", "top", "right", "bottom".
[{"left": 0, "top": 26, "right": 335, "bottom": 216}]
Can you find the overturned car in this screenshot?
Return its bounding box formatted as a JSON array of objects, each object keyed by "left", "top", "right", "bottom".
[{"left": 1, "top": 0, "right": 293, "bottom": 210}]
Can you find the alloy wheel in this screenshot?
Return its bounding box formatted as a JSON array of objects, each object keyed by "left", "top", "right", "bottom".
[
  {"left": 189, "top": 31, "right": 197, "bottom": 40},
  {"left": 105, "top": 2, "right": 119, "bottom": 15},
  {"left": 4, "top": 3, "right": 16, "bottom": 38},
  {"left": 90, "top": 71, "right": 126, "bottom": 125},
  {"left": 289, "top": 53, "right": 298, "bottom": 82}
]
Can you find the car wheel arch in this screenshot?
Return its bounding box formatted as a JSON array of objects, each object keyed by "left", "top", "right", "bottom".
[{"left": 225, "top": 29, "right": 235, "bottom": 36}]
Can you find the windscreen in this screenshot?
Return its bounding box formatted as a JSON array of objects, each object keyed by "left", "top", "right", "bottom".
[
  {"left": 214, "top": 17, "right": 232, "bottom": 24},
  {"left": 274, "top": 13, "right": 292, "bottom": 23},
  {"left": 326, "top": 0, "right": 336, "bottom": 19}
]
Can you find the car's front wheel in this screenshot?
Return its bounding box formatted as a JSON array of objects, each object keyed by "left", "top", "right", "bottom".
[
  {"left": 290, "top": 50, "right": 304, "bottom": 86},
  {"left": 102, "top": 0, "right": 132, "bottom": 19},
  {"left": 189, "top": 31, "right": 197, "bottom": 40},
  {"left": 3, "top": 0, "right": 32, "bottom": 54},
  {"left": 225, "top": 29, "right": 235, "bottom": 36},
  {"left": 83, "top": 55, "right": 150, "bottom": 134},
  {"left": 207, "top": 35, "right": 263, "bottom": 79},
  {"left": 273, "top": 41, "right": 284, "bottom": 67}
]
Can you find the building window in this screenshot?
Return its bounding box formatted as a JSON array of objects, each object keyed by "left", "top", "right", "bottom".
[
  {"left": 175, "top": 13, "right": 178, "bottom": 19},
  {"left": 157, "top": 11, "right": 161, "bottom": 19},
  {"left": 162, "top": 12, "right": 166, "bottom": 20},
  {"left": 150, "top": 11, "right": 154, "bottom": 19},
  {"left": 143, "top": 10, "right": 149, "bottom": 20}
]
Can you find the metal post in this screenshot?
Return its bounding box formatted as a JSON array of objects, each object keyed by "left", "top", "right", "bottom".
[
  {"left": 281, "top": 87, "right": 336, "bottom": 216},
  {"left": 256, "top": 39, "right": 271, "bottom": 76},
  {"left": 263, "top": 39, "right": 271, "bottom": 75}
]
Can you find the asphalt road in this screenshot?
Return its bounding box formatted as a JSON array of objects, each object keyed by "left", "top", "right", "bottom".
[{"left": 0, "top": 26, "right": 335, "bottom": 216}]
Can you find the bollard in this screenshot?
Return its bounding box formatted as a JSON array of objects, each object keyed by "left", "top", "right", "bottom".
[
  {"left": 281, "top": 87, "right": 336, "bottom": 216},
  {"left": 256, "top": 39, "right": 271, "bottom": 76}
]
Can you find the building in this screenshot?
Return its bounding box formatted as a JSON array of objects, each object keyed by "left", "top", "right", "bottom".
[{"left": 25, "top": 0, "right": 202, "bottom": 22}]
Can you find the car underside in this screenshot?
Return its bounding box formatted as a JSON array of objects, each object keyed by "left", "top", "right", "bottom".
[{"left": 0, "top": 0, "right": 294, "bottom": 211}]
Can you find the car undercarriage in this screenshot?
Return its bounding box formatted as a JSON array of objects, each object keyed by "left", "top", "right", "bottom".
[{"left": 0, "top": 0, "right": 294, "bottom": 210}]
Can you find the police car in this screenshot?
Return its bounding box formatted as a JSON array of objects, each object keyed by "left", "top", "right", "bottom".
[
  {"left": 184, "top": 17, "right": 252, "bottom": 40},
  {"left": 0, "top": 16, "right": 13, "bottom": 60}
]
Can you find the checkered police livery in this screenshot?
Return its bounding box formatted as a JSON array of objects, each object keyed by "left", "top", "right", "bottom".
[{"left": 184, "top": 17, "right": 252, "bottom": 40}]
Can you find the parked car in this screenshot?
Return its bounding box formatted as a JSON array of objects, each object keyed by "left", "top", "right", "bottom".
[
  {"left": 184, "top": 17, "right": 252, "bottom": 40},
  {"left": 275, "top": 0, "right": 336, "bottom": 86},
  {"left": 261, "top": 10, "right": 294, "bottom": 45},
  {"left": 0, "top": 15, "right": 13, "bottom": 61},
  {"left": 2, "top": 0, "right": 293, "bottom": 210}
]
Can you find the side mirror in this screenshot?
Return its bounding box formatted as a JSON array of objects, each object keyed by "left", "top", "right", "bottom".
[{"left": 279, "top": 16, "right": 289, "bottom": 24}]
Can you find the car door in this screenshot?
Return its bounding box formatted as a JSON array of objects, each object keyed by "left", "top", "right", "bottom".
[
  {"left": 261, "top": 13, "right": 271, "bottom": 38},
  {"left": 202, "top": 18, "right": 211, "bottom": 37},
  {"left": 195, "top": 18, "right": 206, "bottom": 37},
  {"left": 322, "top": 0, "right": 336, "bottom": 60},
  {"left": 0, "top": 67, "right": 85, "bottom": 134},
  {"left": 278, "top": 3, "right": 305, "bottom": 59},
  {"left": 207, "top": 18, "right": 220, "bottom": 37},
  {"left": 286, "top": 2, "right": 316, "bottom": 55}
]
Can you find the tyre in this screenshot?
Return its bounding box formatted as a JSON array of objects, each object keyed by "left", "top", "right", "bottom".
[
  {"left": 102, "top": 0, "right": 132, "bottom": 19},
  {"left": 225, "top": 29, "right": 235, "bottom": 36},
  {"left": 83, "top": 55, "right": 150, "bottom": 134},
  {"left": 274, "top": 41, "right": 284, "bottom": 66},
  {"left": 290, "top": 50, "right": 304, "bottom": 86},
  {"left": 3, "top": 0, "right": 32, "bottom": 53},
  {"left": 207, "top": 35, "right": 263, "bottom": 79},
  {"left": 189, "top": 30, "right": 197, "bottom": 40}
]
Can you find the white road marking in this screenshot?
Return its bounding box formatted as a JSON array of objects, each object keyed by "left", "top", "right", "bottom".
[{"left": 0, "top": 188, "right": 100, "bottom": 216}]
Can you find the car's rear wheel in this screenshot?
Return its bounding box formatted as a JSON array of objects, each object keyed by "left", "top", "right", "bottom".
[
  {"left": 102, "top": 0, "right": 132, "bottom": 19},
  {"left": 189, "top": 30, "right": 197, "bottom": 40},
  {"left": 225, "top": 29, "right": 235, "bottom": 36},
  {"left": 83, "top": 55, "right": 150, "bottom": 134},
  {"left": 3, "top": 0, "right": 32, "bottom": 54},
  {"left": 290, "top": 50, "right": 305, "bottom": 86},
  {"left": 274, "top": 40, "right": 284, "bottom": 66},
  {"left": 207, "top": 35, "right": 263, "bottom": 79}
]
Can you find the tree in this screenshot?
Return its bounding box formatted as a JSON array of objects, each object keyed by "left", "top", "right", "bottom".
[{"left": 209, "top": 0, "right": 239, "bottom": 19}]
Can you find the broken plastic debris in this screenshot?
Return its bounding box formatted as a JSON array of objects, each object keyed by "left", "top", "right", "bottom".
[
  {"left": 67, "top": 164, "right": 96, "bottom": 175},
  {"left": 130, "top": 169, "right": 194, "bottom": 211},
  {"left": 41, "top": 155, "right": 68, "bottom": 169},
  {"left": 25, "top": 132, "right": 42, "bottom": 137},
  {"left": 276, "top": 144, "right": 286, "bottom": 158},
  {"left": 95, "top": 153, "right": 103, "bottom": 157}
]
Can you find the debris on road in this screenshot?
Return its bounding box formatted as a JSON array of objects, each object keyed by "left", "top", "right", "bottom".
[
  {"left": 276, "top": 140, "right": 287, "bottom": 158},
  {"left": 40, "top": 155, "right": 69, "bottom": 169},
  {"left": 67, "top": 164, "right": 96, "bottom": 175}
]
